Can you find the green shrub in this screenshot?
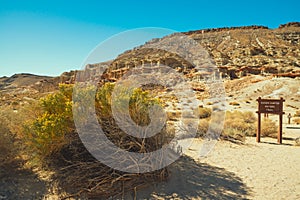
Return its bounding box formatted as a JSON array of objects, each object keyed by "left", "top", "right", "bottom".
[
  {"left": 96, "top": 83, "right": 161, "bottom": 127},
  {"left": 20, "top": 82, "right": 170, "bottom": 197},
  {"left": 95, "top": 82, "right": 115, "bottom": 118},
  {"left": 24, "top": 84, "right": 74, "bottom": 159},
  {"left": 24, "top": 82, "right": 166, "bottom": 160}
]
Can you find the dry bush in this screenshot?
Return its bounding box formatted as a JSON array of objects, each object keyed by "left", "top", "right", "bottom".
[
  {"left": 197, "top": 107, "right": 212, "bottom": 119},
  {"left": 224, "top": 111, "right": 277, "bottom": 140},
  {"left": 222, "top": 111, "right": 256, "bottom": 141},
  {"left": 293, "top": 117, "right": 300, "bottom": 124},
  {"left": 294, "top": 110, "right": 300, "bottom": 117},
  {"left": 193, "top": 107, "right": 285, "bottom": 145},
  {"left": 0, "top": 102, "right": 41, "bottom": 139},
  {"left": 229, "top": 101, "right": 240, "bottom": 106},
  {"left": 295, "top": 137, "right": 300, "bottom": 146},
  {"left": 0, "top": 105, "right": 38, "bottom": 165},
  {"left": 225, "top": 111, "right": 256, "bottom": 136},
  {"left": 22, "top": 83, "right": 171, "bottom": 198},
  {"left": 95, "top": 83, "right": 171, "bottom": 152},
  {"left": 166, "top": 111, "right": 181, "bottom": 121},
  {"left": 260, "top": 118, "right": 278, "bottom": 138},
  {"left": 196, "top": 110, "right": 279, "bottom": 142},
  {"left": 0, "top": 111, "right": 16, "bottom": 165},
  {"left": 197, "top": 118, "right": 210, "bottom": 137}
]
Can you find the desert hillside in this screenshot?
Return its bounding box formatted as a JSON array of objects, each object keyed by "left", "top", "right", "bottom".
[
  {"left": 0, "top": 22, "right": 300, "bottom": 199},
  {"left": 100, "top": 22, "right": 300, "bottom": 80}
]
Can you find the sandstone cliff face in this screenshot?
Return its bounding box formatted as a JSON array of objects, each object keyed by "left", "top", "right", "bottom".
[
  {"left": 91, "top": 22, "right": 300, "bottom": 80},
  {"left": 190, "top": 25, "right": 300, "bottom": 77}
]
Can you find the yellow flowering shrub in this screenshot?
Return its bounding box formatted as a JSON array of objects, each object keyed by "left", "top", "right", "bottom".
[
  {"left": 24, "top": 82, "right": 163, "bottom": 159},
  {"left": 24, "top": 84, "right": 74, "bottom": 158},
  {"left": 96, "top": 83, "right": 160, "bottom": 126}
]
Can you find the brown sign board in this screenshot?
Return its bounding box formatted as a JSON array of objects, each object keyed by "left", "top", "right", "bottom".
[
  {"left": 258, "top": 99, "right": 283, "bottom": 114},
  {"left": 256, "top": 97, "right": 285, "bottom": 144}
]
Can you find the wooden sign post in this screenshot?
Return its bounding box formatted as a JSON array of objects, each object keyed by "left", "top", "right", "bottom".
[{"left": 256, "top": 97, "right": 285, "bottom": 144}]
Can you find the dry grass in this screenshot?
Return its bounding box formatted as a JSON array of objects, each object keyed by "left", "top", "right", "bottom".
[
  {"left": 261, "top": 118, "right": 278, "bottom": 138},
  {"left": 294, "top": 110, "right": 300, "bottom": 117},
  {"left": 295, "top": 137, "right": 300, "bottom": 146},
  {"left": 0, "top": 106, "right": 32, "bottom": 161},
  {"left": 197, "top": 110, "right": 278, "bottom": 142},
  {"left": 206, "top": 102, "right": 213, "bottom": 105},
  {"left": 293, "top": 118, "right": 300, "bottom": 125},
  {"left": 0, "top": 111, "right": 16, "bottom": 165},
  {"left": 229, "top": 101, "right": 240, "bottom": 106},
  {"left": 197, "top": 107, "right": 212, "bottom": 119},
  {"left": 223, "top": 111, "right": 256, "bottom": 141},
  {"left": 197, "top": 119, "right": 210, "bottom": 137}
]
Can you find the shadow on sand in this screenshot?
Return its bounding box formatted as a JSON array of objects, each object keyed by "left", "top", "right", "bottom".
[
  {"left": 128, "top": 156, "right": 252, "bottom": 200},
  {"left": 0, "top": 160, "right": 47, "bottom": 200}
]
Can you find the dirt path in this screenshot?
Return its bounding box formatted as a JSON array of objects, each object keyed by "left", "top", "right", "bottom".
[
  {"left": 183, "top": 126, "right": 300, "bottom": 199},
  {"left": 132, "top": 126, "right": 300, "bottom": 199}
]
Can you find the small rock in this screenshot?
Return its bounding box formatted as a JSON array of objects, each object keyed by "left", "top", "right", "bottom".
[{"left": 0, "top": 194, "right": 7, "bottom": 200}]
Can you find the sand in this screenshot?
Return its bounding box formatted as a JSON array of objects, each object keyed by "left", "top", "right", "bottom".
[{"left": 133, "top": 125, "right": 300, "bottom": 200}]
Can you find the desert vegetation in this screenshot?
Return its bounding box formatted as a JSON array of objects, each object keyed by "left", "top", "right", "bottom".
[
  {"left": 294, "top": 118, "right": 300, "bottom": 125},
  {"left": 293, "top": 110, "right": 300, "bottom": 124},
  {"left": 294, "top": 110, "right": 300, "bottom": 117},
  {"left": 0, "top": 102, "right": 42, "bottom": 166},
  {"left": 23, "top": 84, "right": 74, "bottom": 160},
  {"left": 295, "top": 137, "right": 300, "bottom": 146},
  {"left": 0, "top": 111, "right": 17, "bottom": 166},
  {"left": 198, "top": 106, "right": 212, "bottom": 119},
  {"left": 0, "top": 20, "right": 299, "bottom": 199},
  {"left": 229, "top": 101, "right": 240, "bottom": 106},
  {"left": 0, "top": 82, "right": 285, "bottom": 198},
  {"left": 1, "top": 83, "right": 172, "bottom": 198},
  {"left": 0, "top": 81, "right": 282, "bottom": 198},
  {"left": 197, "top": 110, "right": 278, "bottom": 142}
]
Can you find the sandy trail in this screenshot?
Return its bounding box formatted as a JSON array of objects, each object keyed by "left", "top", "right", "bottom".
[
  {"left": 134, "top": 125, "right": 300, "bottom": 199},
  {"left": 192, "top": 134, "right": 299, "bottom": 199}
]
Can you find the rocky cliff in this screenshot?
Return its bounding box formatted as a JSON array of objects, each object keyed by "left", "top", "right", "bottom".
[{"left": 90, "top": 22, "right": 300, "bottom": 81}]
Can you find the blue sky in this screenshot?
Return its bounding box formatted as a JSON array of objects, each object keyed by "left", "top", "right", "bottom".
[{"left": 0, "top": 0, "right": 299, "bottom": 77}]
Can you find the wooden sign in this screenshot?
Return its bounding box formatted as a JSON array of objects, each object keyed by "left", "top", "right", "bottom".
[
  {"left": 256, "top": 97, "right": 285, "bottom": 144},
  {"left": 258, "top": 99, "right": 283, "bottom": 114}
]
